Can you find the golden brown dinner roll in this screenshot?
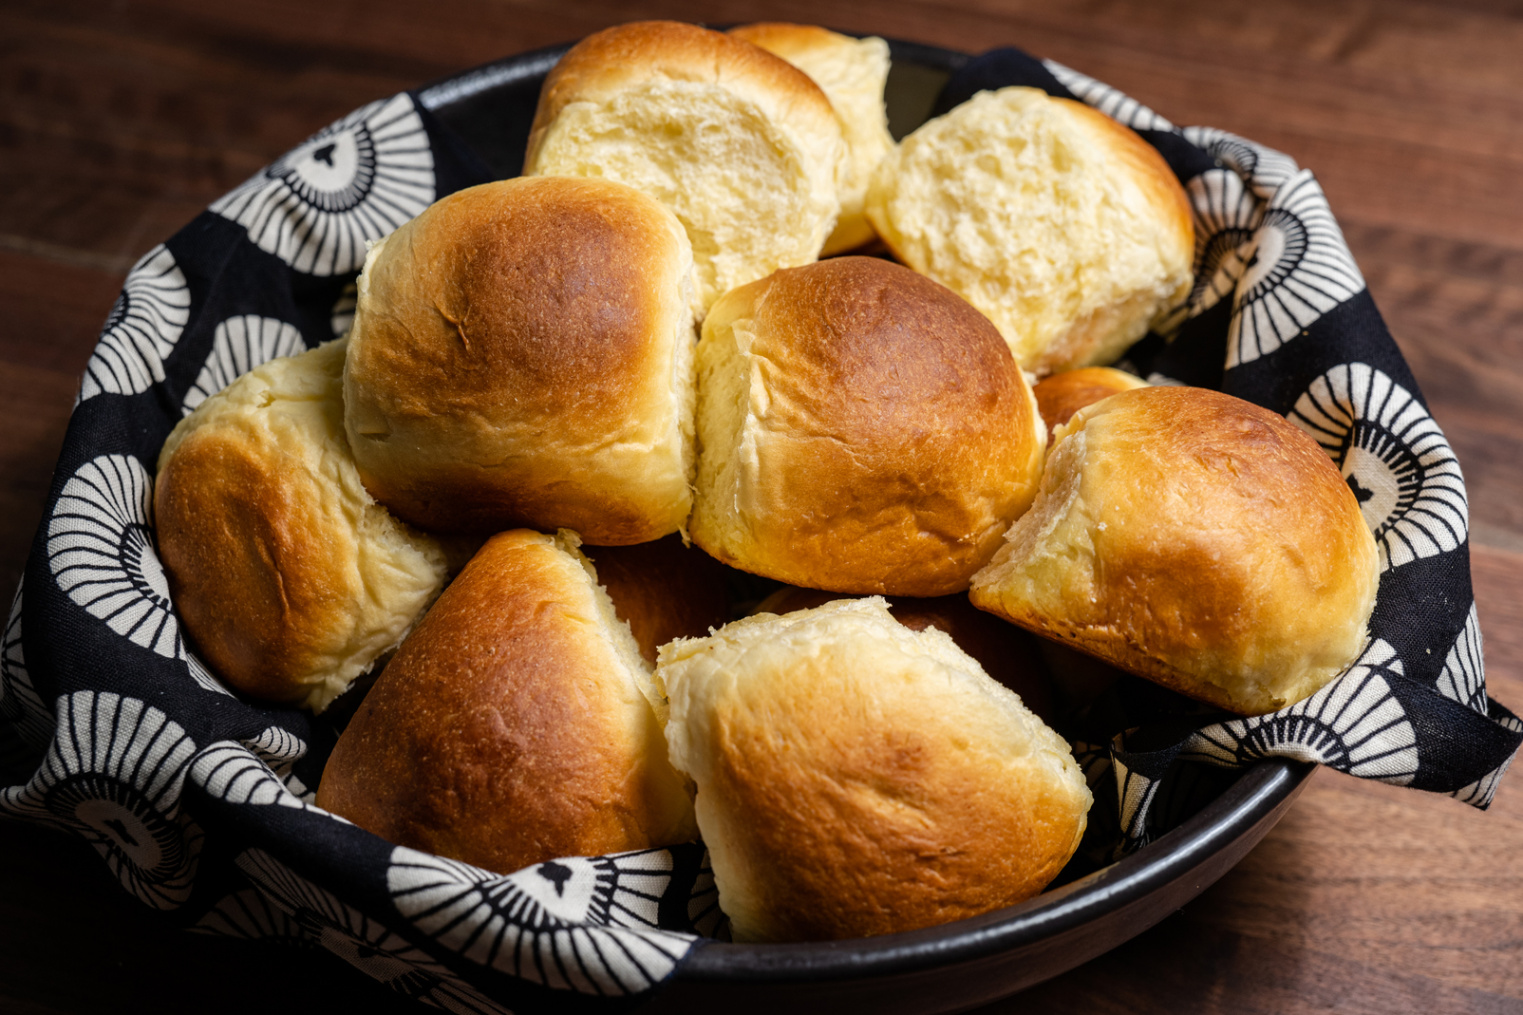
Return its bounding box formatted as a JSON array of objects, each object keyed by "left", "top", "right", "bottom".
[
  {"left": 316, "top": 530, "right": 697, "bottom": 875},
  {"left": 970, "top": 386, "right": 1380, "bottom": 716},
  {"left": 1032, "top": 366, "right": 1149, "bottom": 441},
  {"left": 690, "top": 256, "right": 1046, "bottom": 597},
  {"left": 729, "top": 23, "right": 894, "bottom": 255},
  {"left": 524, "top": 20, "right": 844, "bottom": 312},
  {"left": 155, "top": 339, "right": 447, "bottom": 712},
  {"left": 343, "top": 176, "right": 697, "bottom": 543},
  {"left": 865, "top": 87, "right": 1194, "bottom": 375},
  {"left": 584, "top": 535, "right": 732, "bottom": 666},
  {"left": 753, "top": 586, "right": 1056, "bottom": 723},
  {"left": 657, "top": 597, "right": 1091, "bottom": 942}
]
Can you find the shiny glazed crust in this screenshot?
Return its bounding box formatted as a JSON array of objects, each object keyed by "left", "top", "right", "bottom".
[
  {"left": 689, "top": 256, "right": 1046, "bottom": 596},
  {"left": 970, "top": 386, "right": 1380, "bottom": 716},
  {"left": 154, "top": 339, "right": 447, "bottom": 712},
  {"left": 315, "top": 530, "right": 697, "bottom": 875},
  {"left": 657, "top": 597, "right": 1091, "bottom": 942},
  {"left": 342, "top": 176, "right": 697, "bottom": 543}
]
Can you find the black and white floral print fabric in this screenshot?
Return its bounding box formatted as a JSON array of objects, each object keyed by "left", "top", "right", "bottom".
[
  {"left": 2, "top": 690, "right": 202, "bottom": 910},
  {"left": 210, "top": 94, "right": 435, "bottom": 277},
  {"left": 77, "top": 245, "right": 191, "bottom": 403},
  {"left": 2, "top": 43, "right": 1518, "bottom": 1013},
  {"left": 387, "top": 846, "right": 694, "bottom": 994}
]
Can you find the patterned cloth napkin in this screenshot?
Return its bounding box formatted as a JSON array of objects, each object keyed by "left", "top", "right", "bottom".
[{"left": 2, "top": 43, "right": 1518, "bottom": 1012}]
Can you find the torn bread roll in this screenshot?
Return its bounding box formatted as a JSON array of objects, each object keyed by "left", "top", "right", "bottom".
[
  {"left": 730, "top": 23, "right": 894, "bottom": 254},
  {"left": 866, "top": 86, "right": 1193, "bottom": 375},
  {"left": 316, "top": 529, "right": 697, "bottom": 875},
  {"left": 657, "top": 597, "right": 1091, "bottom": 942},
  {"left": 970, "top": 385, "right": 1379, "bottom": 716},
  {"left": 690, "top": 256, "right": 1046, "bottom": 596},
  {"left": 342, "top": 176, "right": 698, "bottom": 543},
  {"left": 584, "top": 535, "right": 732, "bottom": 666},
  {"left": 154, "top": 339, "right": 447, "bottom": 712},
  {"left": 524, "top": 20, "right": 844, "bottom": 312}
]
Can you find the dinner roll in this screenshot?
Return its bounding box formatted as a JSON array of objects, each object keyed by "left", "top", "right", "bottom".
[
  {"left": 316, "top": 530, "right": 697, "bottom": 875},
  {"left": 690, "top": 256, "right": 1046, "bottom": 596},
  {"left": 753, "top": 586, "right": 1056, "bottom": 723},
  {"left": 657, "top": 597, "right": 1091, "bottom": 942},
  {"left": 865, "top": 86, "right": 1194, "bottom": 375},
  {"left": 729, "top": 23, "right": 894, "bottom": 254},
  {"left": 1033, "top": 366, "right": 1149, "bottom": 440},
  {"left": 584, "top": 535, "right": 731, "bottom": 665},
  {"left": 524, "top": 20, "right": 844, "bottom": 312},
  {"left": 343, "top": 176, "right": 697, "bottom": 543},
  {"left": 154, "top": 339, "right": 447, "bottom": 712},
  {"left": 970, "top": 386, "right": 1380, "bottom": 716}
]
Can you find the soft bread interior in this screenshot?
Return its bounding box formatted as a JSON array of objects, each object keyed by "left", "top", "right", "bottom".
[
  {"left": 866, "top": 87, "right": 1193, "bottom": 374},
  {"left": 559, "top": 528, "right": 674, "bottom": 729},
  {"left": 529, "top": 82, "right": 840, "bottom": 311},
  {"left": 690, "top": 288, "right": 766, "bottom": 566},
  {"left": 732, "top": 25, "right": 894, "bottom": 253}
]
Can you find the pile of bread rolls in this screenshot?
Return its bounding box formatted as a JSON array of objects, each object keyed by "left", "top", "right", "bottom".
[{"left": 154, "top": 21, "right": 1378, "bottom": 943}]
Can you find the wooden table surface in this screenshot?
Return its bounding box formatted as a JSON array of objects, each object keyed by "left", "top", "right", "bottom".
[{"left": 3, "top": 1, "right": 1522, "bottom": 1012}]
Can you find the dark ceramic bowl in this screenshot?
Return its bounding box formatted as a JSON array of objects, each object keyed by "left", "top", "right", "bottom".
[{"left": 412, "top": 38, "right": 1316, "bottom": 1015}]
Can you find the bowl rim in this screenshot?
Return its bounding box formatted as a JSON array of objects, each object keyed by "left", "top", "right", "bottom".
[{"left": 413, "top": 32, "right": 1316, "bottom": 988}]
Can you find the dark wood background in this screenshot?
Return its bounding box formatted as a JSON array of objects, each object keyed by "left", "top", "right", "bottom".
[{"left": 3, "top": 1, "right": 1522, "bottom": 1012}]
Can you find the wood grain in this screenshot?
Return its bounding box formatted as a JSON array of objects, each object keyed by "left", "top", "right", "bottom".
[{"left": 1, "top": 2, "right": 1520, "bottom": 1013}]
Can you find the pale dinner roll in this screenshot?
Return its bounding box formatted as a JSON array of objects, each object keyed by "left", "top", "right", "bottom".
[
  {"left": 970, "top": 386, "right": 1380, "bottom": 716},
  {"left": 866, "top": 86, "right": 1194, "bottom": 375},
  {"left": 690, "top": 256, "right": 1046, "bottom": 597},
  {"left": 729, "top": 23, "right": 894, "bottom": 254},
  {"left": 523, "top": 20, "right": 844, "bottom": 312},
  {"left": 584, "top": 535, "right": 731, "bottom": 666},
  {"left": 657, "top": 597, "right": 1091, "bottom": 942},
  {"left": 343, "top": 176, "right": 697, "bottom": 543},
  {"left": 753, "top": 586, "right": 1056, "bottom": 723},
  {"left": 316, "top": 530, "right": 697, "bottom": 875},
  {"left": 155, "top": 339, "right": 447, "bottom": 712},
  {"left": 1032, "top": 366, "right": 1149, "bottom": 441}
]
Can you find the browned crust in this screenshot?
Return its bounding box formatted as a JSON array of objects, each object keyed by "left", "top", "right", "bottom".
[
  {"left": 525, "top": 20, "right": 838, "bottom": 174},
  {"left": 585, "top": 535, "right": 731, "bottom": 665},
  {"left": 343, "top": 176, "right": 691, "bottom": 541},
  {"left": 973, "top": 386, "right": 1378, "bottom": 715},
  {"left": 315, "top": 530, "right": 693, "bottom": 874},
  {"left": 1032, "top": 366, "right": 1148, "bottom": 441},
  {"left": 679, "top": 611, "right": 1086, "bottom": 941},
  {"left": 155, "top": 422, "right": 344, "bottom": 703},
  {"left": 709, "top": 714, "right": 1081, "bottom": 940},
  {"left": 694, "top": 256, "right": 1043, "bottom": 596}
]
